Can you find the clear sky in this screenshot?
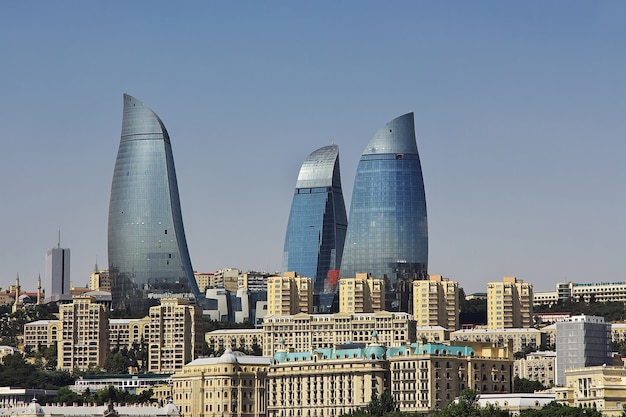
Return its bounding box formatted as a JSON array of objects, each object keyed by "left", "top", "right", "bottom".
[{"left": 1, "top": 1, "right": 625, "bottom": 294}]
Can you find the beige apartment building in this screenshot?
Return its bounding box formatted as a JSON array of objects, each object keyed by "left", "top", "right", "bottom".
[
  {"left": 194, "top": 271, "right": 213, "bottom": 292},
  {"left": 513, "top": 351, "right": 556, "bottom": 387},
  {"left": 487, "top": 276, "right": 533, "bottom": 329},
  {"left": 266, "top": 272, "right": 312, "bottom": 316},
  {"left": 172, "top": 349, "right": 271, "bottom": 417},
  {"left": 338, "top": 273, "right": 385, "bottom": 313},
  {"left": 23, "top": 319, "right": 60, "bottom": 351},
  {"left": 148, "top": 298, "right": 203, "bottom": 374},
  {"left": 262, "top": 311, "right": 416, "bottom": 356},
  {"left": 205, "top": 329, "right": 263, "bottom": 353},
  {"left": 412, "top": 275, "right": 459, "bottom": 330},
  {"left": 58, "top": 295, "right": 109, "bottom": 371},
  {"left": 109, "top": 317, "right": 151, "bottom": 350}
]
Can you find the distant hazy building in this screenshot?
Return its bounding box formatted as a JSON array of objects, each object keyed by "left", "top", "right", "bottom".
[
  {"left": 44, "top": 242, "right": 70, "bottom": 303},
  {"left": 413, "top": 275, "right": 459, "bottom": 330},
  {"left": 108, "top": 94, "right": 203, "bottom": 312},
  {"left": 340, "top": 113, "right": 428, "bottom": 312},
  {"left": 148, "top": 298, "right": 203, "bottom": 374},
  {"left": 556, "top": 315, "right": 612, "bottom": 386},
  {"left": 283, "top": 145, "right": 348, "bottom": 313},
  {"left": 536, "top": 281, "right": 626, "bottom": 305},
  {"left": 487, "top": 276, "right": 533, "bottom": 329},
  {"left": 57, "top": 296, "right": 109, "bottom": 371},
  {"left": 338, "top": 273, "right": 385, "bottom": 314},
  {"left": 266, "top": 272, "right": 312, "bottom": 316},
  {"left": 89, "top": 266, "right": 110, "bottom": 292}
]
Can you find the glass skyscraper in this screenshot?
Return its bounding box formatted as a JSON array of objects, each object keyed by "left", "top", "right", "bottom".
[
  {"left": 282, "top": 145, "right": 348, "bottom": 312},
  {"left": 339, "top": 113, "right": 428, "bottom": 312},
  {"left": 108, "top": 94, "right": 203, "bottom": 312}
]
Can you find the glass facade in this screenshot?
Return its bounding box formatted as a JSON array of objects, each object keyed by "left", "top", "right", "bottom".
[
  {"left": 108, "top": 94, "right": 202, "bottom": 312},
  {"left": 339, "top": 113, "right": 428, "bottom": 312},
  {"left": 282, "top": 145, "right": 348, "bottom": 312}
]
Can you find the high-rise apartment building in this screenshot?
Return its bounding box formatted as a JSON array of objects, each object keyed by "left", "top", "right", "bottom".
[
  {"left": 58, "top": 296, "right": 109, "bottom": 371},
  {"left": 148, "top": 298, "right": 203, "bottom": 374},
  {"left": 340, "top": 113, "right": 428, "bottom": 312},
  {"left": 338, "top": 273, "right": 385, "bottom": 314},
  {"left": 108, "top": 94, "right": 203, "bottom": 312},
  {"left": 266, "top": 272, "right": 312, "bottom": 316},
  {"left": 44, "top": 241, "right": 70, "bottom": 302},
  {"left": 283, "top": 145, "right": 348, "bottom": 313},
  {"left": 487, "top": 276, "right": 533, "bottom": 329},
  {"left": 556, "top": 315, "right": 612, "bottom": 386},
  {"left": 412, "top": 275, "right": 459, "bottom": 330}
]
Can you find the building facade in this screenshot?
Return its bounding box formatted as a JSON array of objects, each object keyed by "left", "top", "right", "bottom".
[
  {"left": 487, "top": 276, "right": 533, "bottom": 329},
  {"left": 172, "top": 350, "right": 270, "bottom": 417},
  {"left": 451, "top": 328, "right": 545, "bottom": 354},
  {"left": 205, "top": 329, "right": 263, "bottom": 354},
  {"left": 57, "top": 296, "right": 109, "bottom": 371},
  {"left": 514, "top": 351, "right": 556, "bottom": 388},
  {"left": 262, "top": 311, "right": 416, "bottom": 356},
  {"left": 339, "top": 113, "right": 428, "bottom": 313},
  {"left": 556, "top": 315, "right": 612, "bottom": 386},
  {"left": 108, "top": 94, "right": 203, "bottom": 312},
  {"left": 412, "top": 275, "right": 459, "bottom": 330},
  {"left": 148, "top": 298, "right": 203, "bottom": 374},
  {"left": 338, "top": 273, "right": 385, "bottom": 314},
  {"left": 558, "top": 366, "right": 626, "bottom": 416},
  {"left": 266, "top": 273, "right": 312, "bottom": 316},
  {"left": 282, "top": 145, "right": 348, "bottom": 313}
]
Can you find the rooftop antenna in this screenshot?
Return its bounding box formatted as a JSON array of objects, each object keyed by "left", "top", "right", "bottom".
[{"left": 57, "top": 230, "right": 61, "bottom": 248}]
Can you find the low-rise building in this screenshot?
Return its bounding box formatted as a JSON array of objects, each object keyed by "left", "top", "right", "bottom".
[
  {"left": 557, "top": 366, "right": 626, "bottom": 416},
  {"left": 415, "top": 326, "right": 450, "bottom": 344},
  {"left": 514, "top": 351, "right": 556, "bottom": 387},
  {"left": 205, "top": 329, "right": 263, "bottom": 353},
  {"left": 451, "top": 328, "right": 545, "bottom": 354},
  {"left": 71, "top": 374, "right": 172, "bottom": 394},
  {"left": 172, "top": 350, "right": 270, "bottom": 417}
]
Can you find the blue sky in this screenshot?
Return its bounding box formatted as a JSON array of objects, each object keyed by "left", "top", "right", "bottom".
[{"left": 1, "top": 1, "right": 624, "bottom": 294}]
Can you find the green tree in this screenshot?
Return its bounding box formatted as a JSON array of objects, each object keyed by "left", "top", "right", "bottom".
[
  {"left": 55, "top": 386, "right": 83, "bottom": 405},
  {"left": 513, "top": 377, "right": 546, "bottom": 392},
  {"left": 104, "top": 351, "right": 131, "bottom": 374},
  {"left": 366, "top": 392, "right": 398, "bottom": 417}
]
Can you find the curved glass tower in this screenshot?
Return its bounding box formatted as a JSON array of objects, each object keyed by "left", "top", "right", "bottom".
[
  {"left": 108, "top": 94, "right": 202, "bottom": 312},
  {"left": 282, "top": 145, "right": 348, "bottom": 312},
  {"left": 339, "top": 113, "right": 428, "bottom": 312}
]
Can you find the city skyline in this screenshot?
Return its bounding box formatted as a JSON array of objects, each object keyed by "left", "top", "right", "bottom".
[{"left": 2, "top": 2, "right": 625, "bottom": 294}]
